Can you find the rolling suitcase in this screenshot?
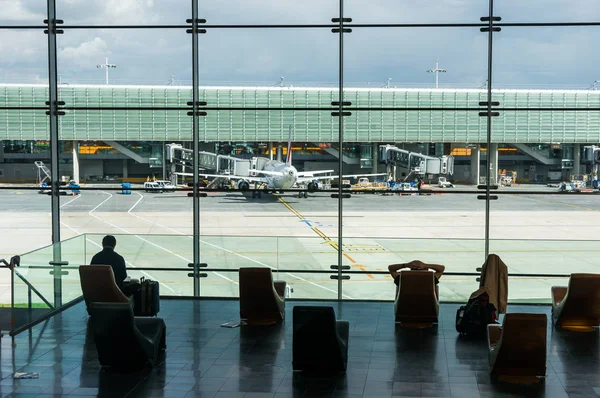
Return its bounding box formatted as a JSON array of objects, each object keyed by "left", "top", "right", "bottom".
[{"left": 134, "top": 277, "right": 160, "bottom": 316}]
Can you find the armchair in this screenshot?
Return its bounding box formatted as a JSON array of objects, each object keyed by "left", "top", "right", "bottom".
[
  {"left": 395, "top": 270, "right": 439, "bottom": 325},
  {"left": 239, "top": 267, "right": 286, "bottom": 325},
  {"left": 551, "top": 273, "right": 600, "bottom": 328},
  {"left": 292, "top": 306, "right": 349, "bottom": 373}
]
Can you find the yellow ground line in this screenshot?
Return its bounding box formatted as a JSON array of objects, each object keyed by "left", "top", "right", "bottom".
[
  {"left": 277, "top": 197, "right": 373, "bottom": 279},
  {"left": 530, "top": 196, "right": 598, "bottom": 211}
]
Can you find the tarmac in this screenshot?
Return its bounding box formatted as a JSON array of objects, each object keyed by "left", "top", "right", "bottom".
[{"left": 2, "top": 184, "right": 600, "bottom": 306}]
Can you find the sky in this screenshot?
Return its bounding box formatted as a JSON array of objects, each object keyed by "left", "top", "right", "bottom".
[{"left": 2, "top": 0, "right": 600, "bottom": 89}]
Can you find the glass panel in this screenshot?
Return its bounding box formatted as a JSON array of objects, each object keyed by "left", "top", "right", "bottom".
[
  {"left": 198, "top": 27, "right": 340, "bottom": 297},
  {"left": 57, "top": 29, "right": 190, "bottom": 85},
  {"left": 57, "top": 0, "right": 191, "bottom": 26},
  {"left": 494, "top": 27, "right": 600, "bottom": 90},
  {"left": 497, "top": 0, "right": 600, "bottom": 23},
  {"left": 345, "top": 0, "right": 487, "bottom": 24},
  {"left": 343, "top": 25, "right": 487, "bottom": 300},
  {"left": 199, "top": 29, "right": 338, "bottom": 85},
  {"left": 85, "top": 234, "right": 190, "bottom": 295},
  {"left": 0, "top": 28, "right": 49, "bottom": 83},
  {"left": 0, "top": 1, "right": 46, "bottom": 26},
  {"left": 200, "top": 0, "right": 338, "bottom": 25}
]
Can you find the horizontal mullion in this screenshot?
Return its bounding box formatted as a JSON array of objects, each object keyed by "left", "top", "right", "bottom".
[
  {"left": 4, "top": 186, "right": 599, "bottom": 197},
  {"left": 59, "top": 25, "right": 190, "bottom": 29},
  {"left": 0, "top": 25, "right": 47, "bottom": 29},
  {"left": 0, "top": 107, "right": 48, "bottom": 110},
  {"left": 59, "top": 24, "right": 337, "bottom": 30},
  {"left": 497, "top": 22, "right": 600, "bottom": 27},
  {"left": 348, "top": 23, "right": 485, "bottom": 28},
  {"left": 11, "top": 106, "right": 598, "bottom": 112}
]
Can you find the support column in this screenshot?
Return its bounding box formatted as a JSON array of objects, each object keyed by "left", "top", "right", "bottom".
[
  {"left": 573, "top": 143, "right": 581, "bottom": 176},
  {"left": 122, "top": 159, "right": 128, "bottom": 179},
  {"left": 372, "top": 142, "right": 378, "bottom": 174},
  {"left": 489, "top": 143, "right": 499, "bottom": 185},
  {"left": 269, "top": 142, "right": 273, "bottom": 160},
  {"left": 470, "top": 145, "right": 480, "bottom": 185},
  {"left": 277, "top": 144, "right": 282, "bottom": 162},
  {"left": 0, "top": 140, "right": 4, "bottom": 163},
  {"left": 72, "top": 141, "right": 79, "bottom": 184},
  {"left": 162, "top": 142, "right": 167, "bottom": 180}
]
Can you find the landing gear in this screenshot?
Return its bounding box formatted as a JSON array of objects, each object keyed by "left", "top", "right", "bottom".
[
  {"left": 251, "top": 190, "right": 262, "bottom": 199},
  {"left": 298, "top": 191, "right": 308, "bottom": 198}
]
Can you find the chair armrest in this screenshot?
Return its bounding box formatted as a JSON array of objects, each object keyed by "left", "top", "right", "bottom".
[
  {"left": 487, "top": 324, "right": 502, "bottom": 349},
  {"left": 274, "top": 281, "right": 287, "bottom": 298},
  {"left": 336, "top": 320, "right": 350, "bottom": 345},
  {"left": 551, "top": 286, "right": 567, "bottom": 308}
]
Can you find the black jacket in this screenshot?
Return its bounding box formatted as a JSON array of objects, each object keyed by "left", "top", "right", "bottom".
[{"left": 91, "top": 247, "right": 127, "bottom": 289}]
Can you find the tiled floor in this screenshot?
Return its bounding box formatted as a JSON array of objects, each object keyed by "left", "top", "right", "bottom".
[{"left": 1, "top": 299, "right": 599, "bottom": 397}]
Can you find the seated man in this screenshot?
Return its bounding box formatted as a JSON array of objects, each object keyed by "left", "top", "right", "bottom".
[
  {"left": 91, "top": 235, "right": 140, "bottom": 296},
  {"left": 388, "top": 260, "right": 445, "bottom": 299}
]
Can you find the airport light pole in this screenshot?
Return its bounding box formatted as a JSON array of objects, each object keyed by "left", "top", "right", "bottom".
[
  {"left": 96, "top": 57, "right": 116, "bottom": 85},
  {"left": 427, "top": 58, "right": 446, "bottom": 89}
]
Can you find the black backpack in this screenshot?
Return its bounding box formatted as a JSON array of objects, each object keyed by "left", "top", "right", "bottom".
[{"left": 456, "top": 292, "right": 498, "bottom": 335}]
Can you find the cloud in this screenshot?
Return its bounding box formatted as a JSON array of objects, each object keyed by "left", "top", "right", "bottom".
[
  {"left": 0, "top": 0, "right": 46, "bottom": 23},
  {"left": 2, "top": 1, "right": 600, "bottom": 88},
  {"left": 59, "top": 37, "right": 109, "bottom": 67}
]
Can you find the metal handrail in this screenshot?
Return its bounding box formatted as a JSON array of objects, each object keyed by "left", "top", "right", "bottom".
[
  {"left": 2, "top": 257, "right": 55, "bottom": 310},
  {"left": 13, "top": 264, "right": 572, "bottom": 279}
]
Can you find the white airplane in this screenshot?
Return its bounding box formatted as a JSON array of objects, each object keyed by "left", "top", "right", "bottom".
[{"left": 179, "top": 128, "right": 385, "bottom": 198}]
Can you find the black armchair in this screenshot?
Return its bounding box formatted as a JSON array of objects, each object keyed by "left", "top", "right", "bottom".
[
  {"left": 89, "top": 302, "right": 166, "bottom": 370},
  {"left": 292, "top": 306, "right": 349, "bottom": 373}
]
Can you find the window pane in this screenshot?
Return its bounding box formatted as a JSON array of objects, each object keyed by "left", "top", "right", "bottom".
[
  {"left": 497, "top": 0, "right": 600, "bottom": 23},
  {"left": 199, "top": 0, "right": 338, "bottom": 25},
  {"left": 58, "top": 29, "right": 191, "bottom": 85},
  {"left": 344, "top": 0, "right": 487, "bottom": 24},
  {"left": 56, "top": 0, "right": 191, "bottom": 26},
  {"left": 0, "top": 1, "right": 46, "bottom": 26}
]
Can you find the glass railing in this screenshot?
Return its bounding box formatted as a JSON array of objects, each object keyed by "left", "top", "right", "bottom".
[
  {"left": 9, "top": 235, "right": 87, "bottom": 334},
  {"left": 8, "top": 232, "right": 583, "bottom": 333}
]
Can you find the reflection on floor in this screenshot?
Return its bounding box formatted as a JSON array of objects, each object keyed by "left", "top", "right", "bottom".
[{"left": 0, "top": 299, "right": 599, "bottom": 397}]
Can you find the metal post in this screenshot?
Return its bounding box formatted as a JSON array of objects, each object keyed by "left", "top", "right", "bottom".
[
  {"left": 47, "top": 0, "right": 62, "bottom": 307},
  {"left": 191, "top": 0, "right": 201, "bottom": 297},
  {"left": 337, "top": 0, "right": 344, "bottom": 300},
  {"left": 484, "top": 0, "right": 495, "bottom": 259}
]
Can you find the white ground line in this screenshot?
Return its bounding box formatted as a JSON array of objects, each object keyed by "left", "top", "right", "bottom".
[
  {"left": 83, "top": 191, "right": 179, "bottom": 294},
  {"left": 127, "top": 192, "right": 353, "bottom": 299},
  {"left": 126, "top": 192, "right": 236, "bottom": 285}
]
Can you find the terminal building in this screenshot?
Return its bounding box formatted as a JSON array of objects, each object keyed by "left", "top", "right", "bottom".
[{"left": 2, "top": 84, "right": 599, "bottom": 184}]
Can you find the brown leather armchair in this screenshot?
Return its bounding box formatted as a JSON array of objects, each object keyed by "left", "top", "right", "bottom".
[
  {"left": 394, "top": 270, "right": 439, "bottom": 325},
  {"left": 487, "top": 313, "right": 547, "bottom": 379},
  {"left": 551, "top": 273, "right": 600, "bottom": 328},
  {"left": 79, "top": 265, "right": 133, "bottom": 315},
  {"left": 239, "top": 267, "right": 286, "bottom": 325}
]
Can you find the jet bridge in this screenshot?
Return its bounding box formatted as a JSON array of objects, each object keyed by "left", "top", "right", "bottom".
[
  {"left": 379, "top": 145, "right": 454, "bottom": 181},
  {"left": 166, "top": 143, "right": 254, "bottom": 184}
]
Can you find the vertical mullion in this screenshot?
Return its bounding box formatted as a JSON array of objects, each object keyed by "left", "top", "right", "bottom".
[
  {"left": 337, "top": 0, "right": 344, "bottom": 300},
  {"left": 47, "top": 0, "right": 62, "bottom": 307},
  {"left": 484, "top": 0, "right": 495, "bottom": 259},
  {"left": 192, "top": 0, "right": 201, "bottom": 297}
]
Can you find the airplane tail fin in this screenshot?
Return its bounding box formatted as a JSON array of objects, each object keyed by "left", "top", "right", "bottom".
[{"left": 286, "top": 125, "right": 293, "bottom": 165}]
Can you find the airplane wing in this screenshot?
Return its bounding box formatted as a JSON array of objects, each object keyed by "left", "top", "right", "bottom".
[
  {"left": 297, "top": 170, "right": 335, "bottom": 177},
  {"left": 297, "top": 172, "right": 387, "bottom": 183},
  {"left": 174, "top": 172, "right": 268, "bottom": 184}
]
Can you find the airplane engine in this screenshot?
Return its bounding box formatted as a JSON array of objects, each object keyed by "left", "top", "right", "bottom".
[
  {"left": 307, "top": 181, "right": 318, "bottom": 192},
  {"left": 237, "top": 180, "right": 250, "bottom": 191}
]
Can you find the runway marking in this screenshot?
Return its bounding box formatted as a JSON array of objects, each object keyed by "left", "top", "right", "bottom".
[
  {"left": 128, "top": 192, "right": 145, "bottom": 213},
  {"left": 83, "top": 191, "right": 186, "bottom": 294},
  {"left": 277, "top": 197, "right": 373, "bottom": 279},
  {"left": 126, "top": 194, "right": 351, "bottom": 298},
  {"left": 528, "top": 196, "right": 598, "bottom": 211},
  {"left": 59, "top": 219, "right": 177, "bottom": 295}
]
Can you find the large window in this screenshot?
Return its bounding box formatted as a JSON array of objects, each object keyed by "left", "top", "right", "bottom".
[{"left": 2, "top": 0, "right": 599, "bottom": 304}]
